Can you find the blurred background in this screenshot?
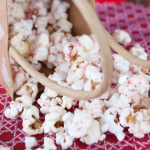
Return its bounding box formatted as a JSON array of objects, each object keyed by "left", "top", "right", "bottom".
[
  {"left": 97, "top": 0, "right": 150, "bottom": 5},
  {"left": 127, "top": 0, "right": 150, "bottom": 5}
]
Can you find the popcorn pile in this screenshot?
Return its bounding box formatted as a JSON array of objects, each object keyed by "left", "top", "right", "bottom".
[{"left": 5, "top": 0, "right": 150, "bottom": 149}]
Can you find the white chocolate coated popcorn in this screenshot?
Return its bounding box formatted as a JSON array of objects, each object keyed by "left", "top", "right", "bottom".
[
  {"left": 0, "top": 145, "right": 10, "bottom": 150},
  {"left": 113, "top": 29, "right": 132, "bottom": 46},
  {"left": 44, "top": 137, "right": 57, "bottom": 150},
  {"left": 25, "top": 137, "right": 38, "bottom": 149}
]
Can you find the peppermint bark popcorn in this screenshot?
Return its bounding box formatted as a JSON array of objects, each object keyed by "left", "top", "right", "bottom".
[{"left": 4, "top": 0, "right": 150, "bottom": 149}]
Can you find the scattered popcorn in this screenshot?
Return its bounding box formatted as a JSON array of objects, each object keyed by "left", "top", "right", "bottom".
[{"left": 6, "top": 0, "right": 150, "bottom": 149}]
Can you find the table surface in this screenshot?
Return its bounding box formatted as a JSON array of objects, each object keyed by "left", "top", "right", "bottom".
[{"left": 1, "top": 1, "right": 150, "bottom": 150}]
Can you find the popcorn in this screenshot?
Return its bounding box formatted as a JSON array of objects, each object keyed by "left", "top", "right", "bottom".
[
  {"left": 98, "top": 107, "right": 125, "bottom": 141},
  {"left": 80, "top": 120, "right": 104, "bottom": 145},
  {"left": 6, "top": 1, "right": 150, "bottom": 147},
  {"left": 8, "top": 3, "right": 25, "bottom": 22},
  {"left": 10, "top": 32, "right": 31, "bottom": 58},
  {"left": 12, "top": 66, "right": 27, "bottom": 92},
  {"left": 5, "top": 101, "right": 26, "bottom": 119},
  {"left": 85, "top": 65, "right": 100, "bottom": 80},
  {"left": 33, "top": 46, "right": 48, "bottom": 61},
  {"left": 71, "top": 57, "right": 88, "bottom": 71},
  {"left": 41, "top": 106, "right": 66, "bottom": 135},
  {"left": 15, "top": 95, "right": 33, "bottom": 108},
  {"left": 139, "top": 68, "right": 150, "bottom": 81},
  {"left": 129, "top": 44, "right": 145, "bottom": 57},
  {"left": 16, "top": 82, "right": 38, "bottom": 102},
  {"left": 118, "top": 74, "right": 150, "bottom": 98},
  {"left": 78, "top": 34, "right": 94, "bottom": 51},
  {"left": 25, "top": 137, "right": 38, "bottom": 149},
  {"left": 52, "top": 72, "right": 67, "bottom": 82},
  {"left": 63, "top": 109, "right": 93, "bottom": 138},
  {"left": 82, "top": 99, "right": 105, "bottom": 118},
  {"left": 56, "top": 130, "right": 74, "bottom": 149},
  {"left": 22, "top": 106, "right": 42, "bottom": 135},
  {"left": 31, "top": 62, "right": 42, "bottom": 71},
  {"left": 44, "top": 137, "right": 57, "bottom": 150},
  {"left": 61, "top": 96, "right": 73, "bottom": 109},
  {"left": 104, "top": 93, "right": 131, "bottom": 109},
  {"left": 38, "top": 93, "right": 61, "bottom": 114},
  {"left": 113, "top": 29, "right": 132, "bottom": 46},
  {"left": 30, "top": 0, "right": 47, "bottom": 16},
  {"left": 57, "top": 19, "right": 73, "bottom": 32},
  {"left": 51, "top": 0, "right": 70, "bottom": 20},
  {"left": 44, "top": 87, "right": 58, "bottom": 98},
  {"left": 12, "top": 19, "right": 33, "bottom": 38},
  {"left": 71, "top": 79, "right": 84, "bottom": 90},
  {"left": 0, "top": 145, "right": 10, "bottom": 150},
  {"left": 66, "top": 68, "right": 85, "bottom": 84},
  {"left": 34, "top": 16, "right": 48, "bottom": 28},
  {"left": 113, "top": 54, "right": 130, "bottom": 73},
  {"left": 34, "top": 33, "right": 49, "bottom": 47}
]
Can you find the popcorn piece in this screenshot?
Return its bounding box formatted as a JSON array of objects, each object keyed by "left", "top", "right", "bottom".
[
  {"left": 57, "top": 19, "right": 73, "bottom": 32},
  {"left": 15, "top": 95, "right": 33, "bottom": 108},
  {"left": 98, "top": 107, "right": 125, "bottom": 141},
  {"left": 12, "top": 19, "right": 33, "bottom": 38},
  {"left": 129, "top": 44, "right": 145, "bottom": 57},
  {"left": 66, "top": 68, "right": 85, "bottom": 84},
  {"left": 52, "top": 72, "right": 67, "bottom": 82},
  {"left": 16, "top": 82, "right": 38, "bottom": 102},
  {"left": 51, "top": 0, "right": 70, "bottom": 20},
  {"left": 80, "top": 120, "right": 103, "bottom": 145},
  {"left": 5, "top": 101, "right": 26, "bottom": 119},
  {"left": 139, "top": 68, "right": 150, "bottom": 81},
  {"left": 38, "top": 93, "right": 61, "bottom": 114},
  {"left": 71, "top": 57, "right": 89, "bottom": 71},
  {"left": 62, "top": 96, "right": 73, "bottom": 109},
  {"left": 0, "top": 145, "right": 10, "bottom": 150},
  {"left": 31, "top": 62, "right": 42, "bottom": 71},
  {"left": 113, "top": 54, "right": 130, "bottom": 73},
  {"left": 85, "top": 65, "right": 100, "bottom": 80},
  {"left": 78, "top": 34, "right": 94, "bottom": 51},
  {"left": 104, "top": 93, "right": 131, "bottom": 109},
  {"left": 41, "top": 106, "right": 66, "bottom": 135},
  {"left": 118, "top": 74, "right": 150, "bottom": 98},
  {"left": 10, "top": 32, "right": 31, "bottom": 58},
  {"left": 56, "top": 130, "right": 74, "bottom": 149},
  {"left": 113, "top": 29, "right": 131, "bottom": 46},
  {"left": 25, "top": 137, "right": 38, "bottom": 149},
  {"left": 30, "top": 0, "right": 47, "bottom": 16},
  {"left": 71, "top": 79, "right": 84, "bottom": 90},
  {"left": 63, "top": 109, "right": 93, "bottom": 138},
  {"left": 34, "top": 16, "right": 48, "bottom": 28},
  {"left": 44, "top": 87, "right": 58, "bottom": 98},
  {"left": 23, "top": 106, "right": 42, "bottom": 135},
  {"left": 8, "top": 3, "right": 25, "bottom": 21},
  {"left": 44, "top": 137, "right": 57, "bottom": 150},
  {"left": 12, "top": 66, "right": 27, "bottom": 92},
  {"left": 35, "top": 33, "right": 49, "bottom": 47},
  {"left": 33, "top": 47, "right": 48, "bottom": 61}
]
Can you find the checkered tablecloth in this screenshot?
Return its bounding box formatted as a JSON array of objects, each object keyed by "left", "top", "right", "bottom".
[{"left": 1, "top": 1, "right": 150, "bottom": 150}]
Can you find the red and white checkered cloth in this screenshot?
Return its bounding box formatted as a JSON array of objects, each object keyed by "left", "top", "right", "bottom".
[{"left": 1, "top": 1, "right": 150, "bottom": 150}]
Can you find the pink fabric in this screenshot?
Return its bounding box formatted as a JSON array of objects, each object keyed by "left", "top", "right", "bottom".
[{"left": 1, "top": 1, "right": 150, "bottom": 150}]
